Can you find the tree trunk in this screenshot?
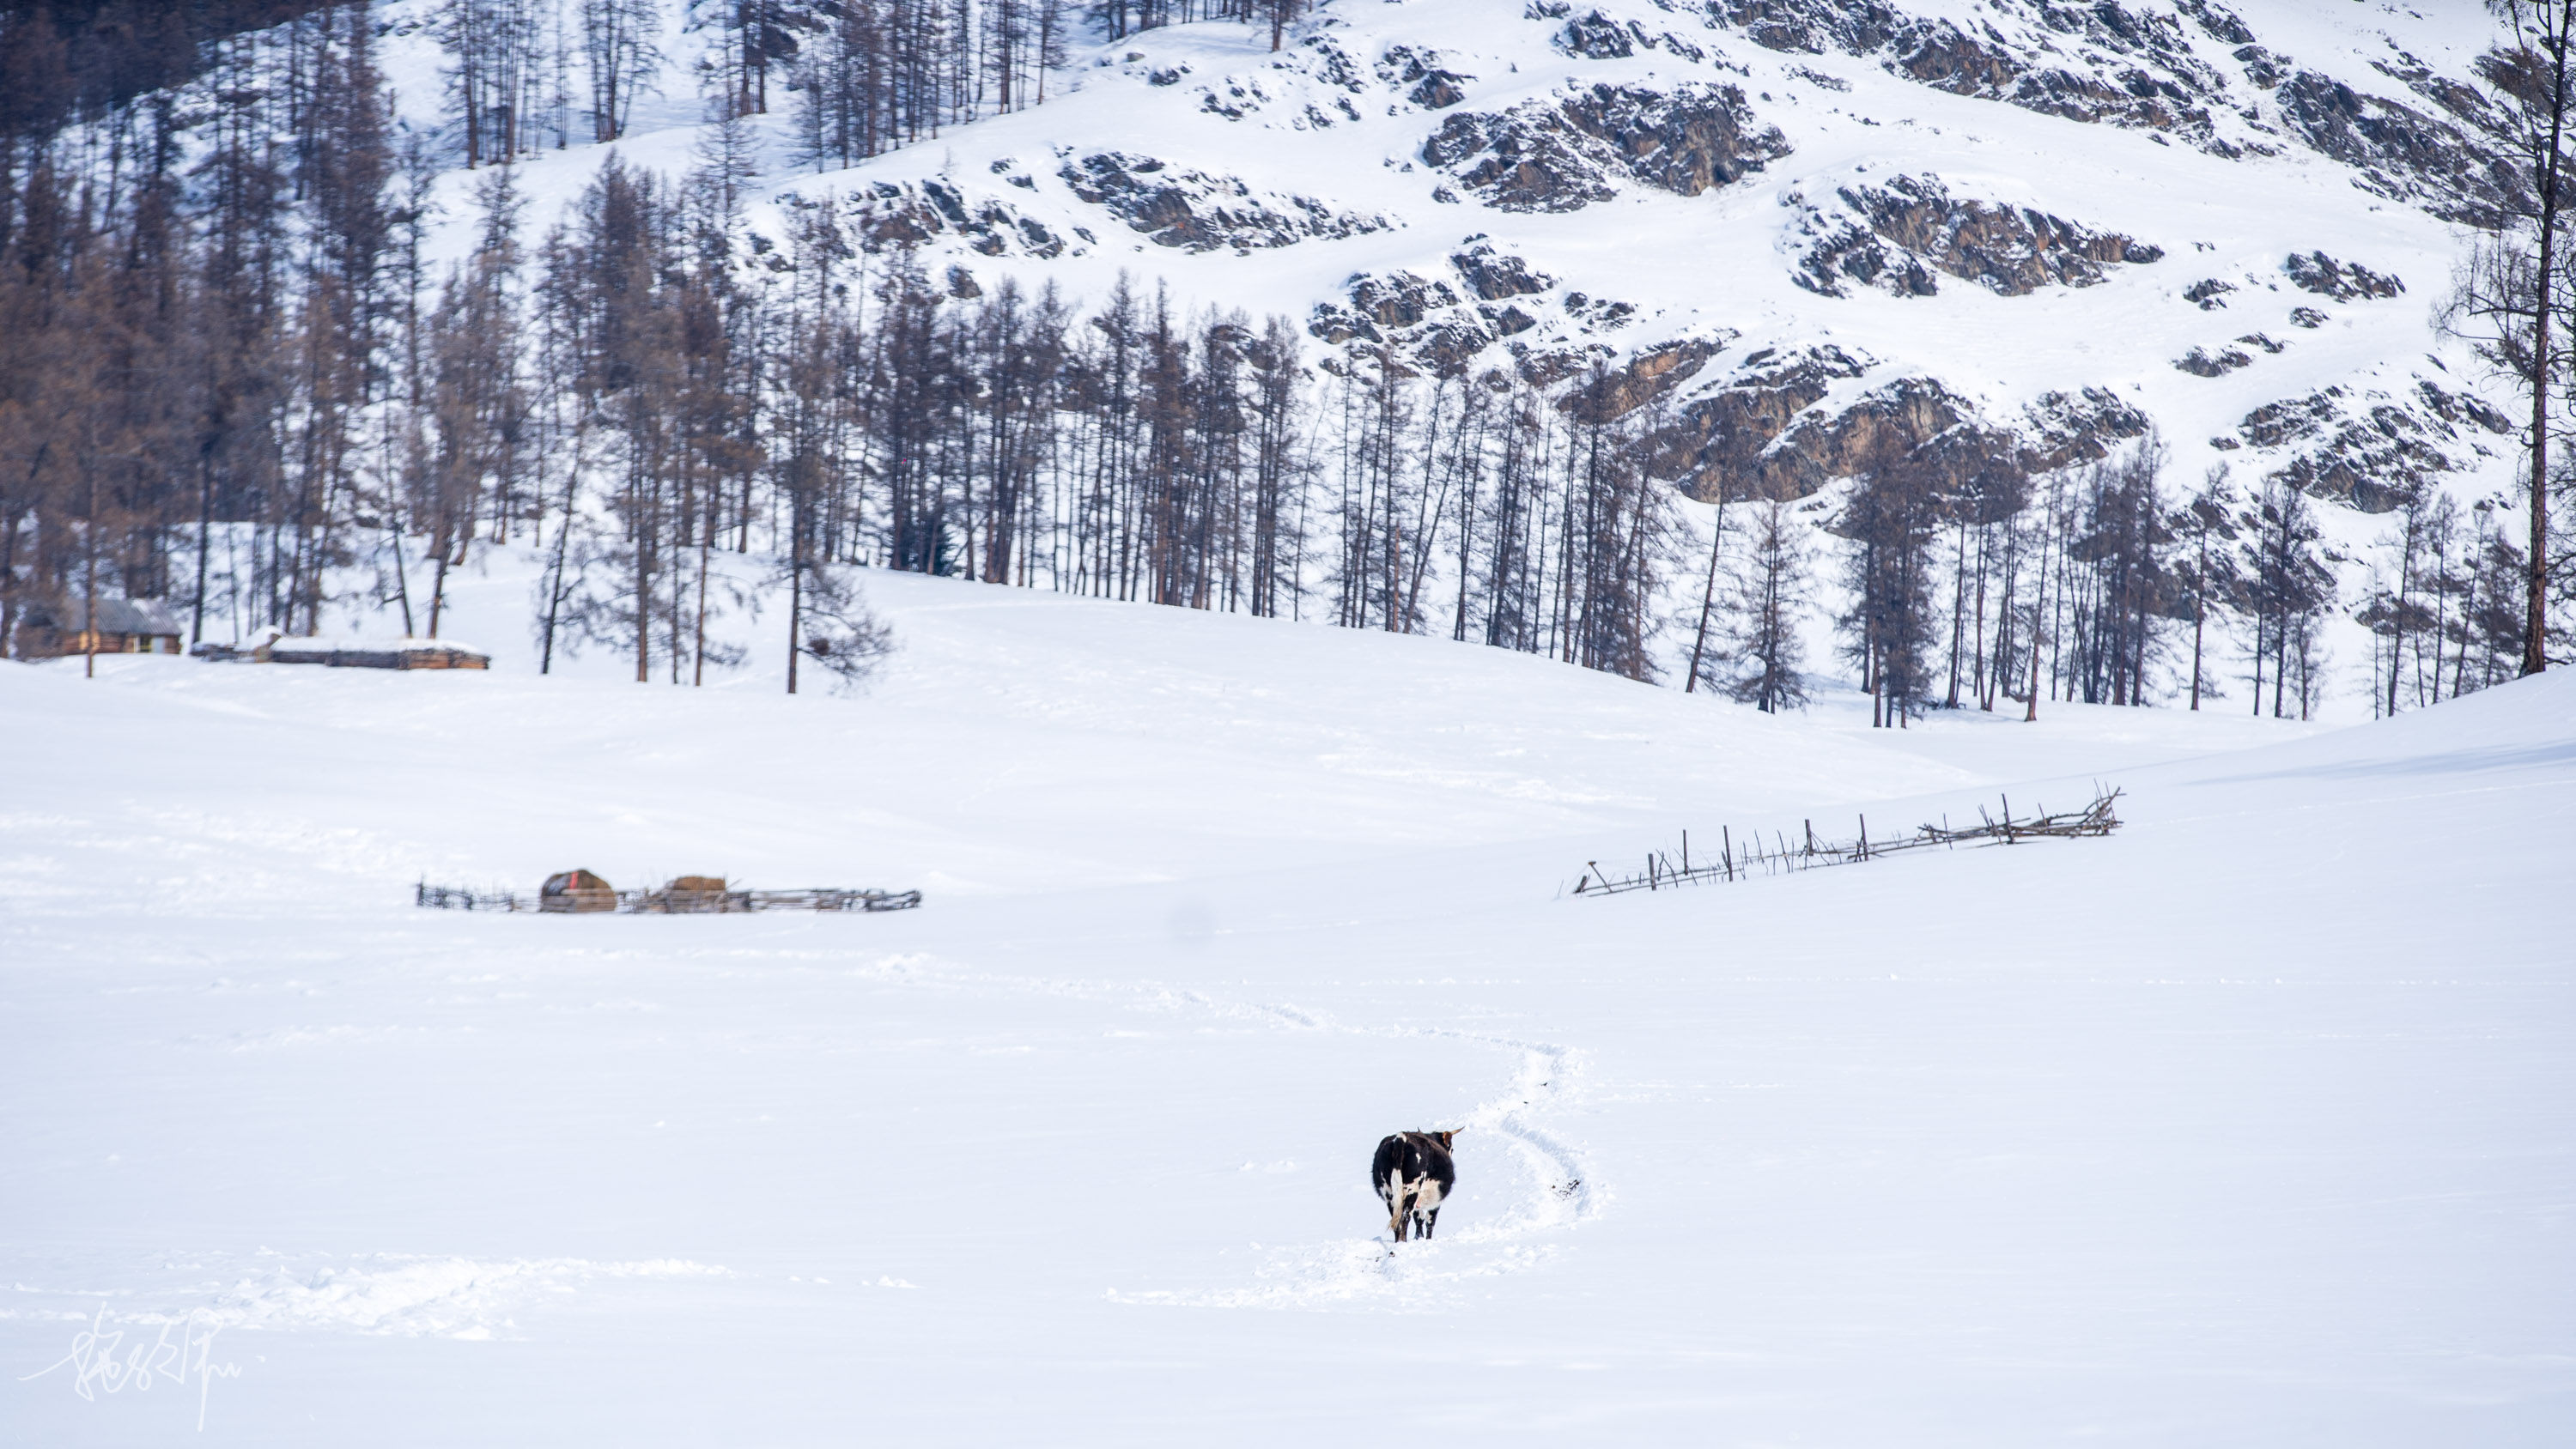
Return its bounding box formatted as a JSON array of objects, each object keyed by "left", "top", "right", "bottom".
[
  {"left": 2529, "top": 10, "right": 2568, "bottom": 675},
  {"left": 786, "top": 543, "right": 803, "bottom": 695},
  {"left": 2189, "top": 525, "right": 2206, "bottom": 712},
  {"left": 1684, "top": 499, "right": 1723, "bottom": 693},
  {"left": 191, "top": 449, "right": 215, "bottom": 644}
]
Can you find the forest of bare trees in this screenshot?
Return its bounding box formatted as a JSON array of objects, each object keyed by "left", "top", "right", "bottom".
[
  {"left": 0, "top": 0, "right": 2546, "bottom": 718},
  {"left": 2440, "top": 0, "right": 2576, "bottom": 680}
]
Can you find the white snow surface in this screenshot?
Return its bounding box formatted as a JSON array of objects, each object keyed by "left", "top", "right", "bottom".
[{"left": 3, "top": 570, "right": 2569, "bottom": 1443}]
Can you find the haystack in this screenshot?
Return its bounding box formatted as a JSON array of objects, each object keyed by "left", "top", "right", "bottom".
[
  {"left": 656, "top": 875, "right": 737, "bottom": 913},
  {"left": 539, "top": 870, "right": 617, "bottom": 913}
]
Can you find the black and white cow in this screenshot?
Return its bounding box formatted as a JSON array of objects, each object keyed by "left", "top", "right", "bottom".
[{"left": 1372, "top": 1130, "right": 1461, "bottom": 1243}]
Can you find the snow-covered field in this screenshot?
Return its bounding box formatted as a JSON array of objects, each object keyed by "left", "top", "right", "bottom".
[{"left": 3, "top": 573, "right": 2567, "bottom": 1444}]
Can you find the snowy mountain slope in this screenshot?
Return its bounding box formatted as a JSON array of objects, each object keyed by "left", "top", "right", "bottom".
[
  {"left": 173, "top": 0, "right": 2522, "bottom": 717},
  {"left": 323, "top": 0, "right": 2518, "bottom": 525},
  {"left": 39, "top": 0, "right": 2520, "bottom": 722},
  {"left": 709, "top": 0, "right": 2515, "bottom": 508},
  {"left": 3, "top": 567, "right": 2567, "bottom": 1444}
]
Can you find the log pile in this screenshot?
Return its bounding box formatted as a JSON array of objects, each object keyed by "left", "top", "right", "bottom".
[
  {"left": 191, "top": 632, "right": 490, "bottom": 669},
  {"left": 1571, "top": 789, "right": 2120, "bottom": 898}
]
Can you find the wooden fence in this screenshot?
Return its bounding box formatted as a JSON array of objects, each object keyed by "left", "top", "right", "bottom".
[
  {"left": 1571, "top": 788, "right": 2121, "bottom": 898},
  {"left": 416, "top": 882, "right": 924, "bottom": 914}
]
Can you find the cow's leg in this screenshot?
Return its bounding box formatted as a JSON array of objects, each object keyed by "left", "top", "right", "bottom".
[{"left": 1421, "top": 1205, "right": 1440, "bottom": 1240}]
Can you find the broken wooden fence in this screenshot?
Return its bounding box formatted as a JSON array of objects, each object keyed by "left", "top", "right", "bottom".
[{"left": 1571, "top": 788, "right": 2120, "bottom": 898}]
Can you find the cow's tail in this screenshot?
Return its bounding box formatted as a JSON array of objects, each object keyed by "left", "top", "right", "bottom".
[{"left": 1384, "top": 1165, "right": 1409, "bottom": 1242}]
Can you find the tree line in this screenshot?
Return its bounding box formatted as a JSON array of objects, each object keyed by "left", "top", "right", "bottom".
[
  {"left": 784, "top": 0, "right": 1306, "bottom": 173},
  {"left": 0, "top": 0, "right": 1680, "bottom": 697},
  {"left": 2440, "top": 0, "right": 2576, "bottom": 678},
  {"left": 1768, "top": 432, "right": 2528, "bottom": 727},
  {"left": 511, "top": 158, "right": 1686, "bottom": 688}
]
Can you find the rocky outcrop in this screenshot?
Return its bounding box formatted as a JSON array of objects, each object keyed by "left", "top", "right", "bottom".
[
  {"left": 2020, "top": 387, "right": 2154, "bottom": 470},
  {"left": 1307, "top": 249, "right": 1587, "bottom": 374},
  {"left": 2275, "top": 72, "right": 2523, "bottom": 228},
  {"left": 1601, "top": 312, "right": 2232, "bottom": 500},
  {"left": 1529, "top": 0, "right": 1710, "bottom": 60},
  {"left": 1421, "top": 82, "right": 1790, "bottom": 212},
  {"left": 1564, "top": 84, "right": 1787, "bottom": 197},
  {"left": 1413, "top": 70, "right": 1473, "bottom": 109},
  {"left": 1796, "top": 219, "right": 1940, "bottom": 298},
  {"left": 1732, "top": 376, "right": 2024, "bottom": 500},
  {"left": 1351, "top": 271, "right": 1463, "bottom": 331},
  {"left": 1310, "top": 271, "right": 1455, "bottom": 345},
  {"left": 1422, "top": 103, "right": 1617, "bottom": 213},
  {"left": 1640, "top": 351, "right": 2168, "bottom": 500},
  {"left": 1554, "top": 9, "right": 1637, "bottom": 59},
  {"left": 2372, "top": 46, "right": 2505, "bottom": 131},
  {"left": 1058, "top": 152, "right": 1391, "bottom": 252},
  {"left": 1378, "top": 45, "right": 1474, "bottom": 109},
  {"left": 2176, "top": 345, "right": 2255, "bottom": 377},
  {"left": 2415, "top": 378, "right": 2514, "bottom": 437},
  {"left": 2283, "top": 251, "right": 2403, "bottom": 301},
  {"left": 832, "top": 179, "right": 1078, "bottom": 258},
  {"left": 1637, "top": 346, "right": 1860, "bottom": 498},
  {"left": 2233, "top": 44, "right": 2288, "bottom": 89},
  {"left": 1563, "top": 338, "right": 1728, "bottom": 422},
  {"left": 1716, "top": 0, "right": 1914, "bottom": 58},
  {"left": 1451, "top": 240, "right": 1553, "bottom": 300},
  {"left": 1795, "top": 174, "right": 2161, "bottom": 298},
  {"left": 1899, "top": 30, "right": 2220, "bottom": 142},
  {"left": 1716, "top": 0, "right": 2232, "bottom": 150},
  {"left": 2234, "top": 379, "right": 2515, "bottom": 512},
  {"left": 1562, "top": 290, "right": 1637, "bottom": 330},
  {"left": 2175, "top": 0, "right": 2254, "bottom": 47}
]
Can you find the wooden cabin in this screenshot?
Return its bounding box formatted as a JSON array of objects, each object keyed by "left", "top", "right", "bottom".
[{"left": 12, "top": 597, "right": 183, "bottom": 659}]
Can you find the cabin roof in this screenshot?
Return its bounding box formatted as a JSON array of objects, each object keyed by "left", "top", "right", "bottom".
[{"left": 20, "top": 597, "right": 182, "bottom": 635}]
